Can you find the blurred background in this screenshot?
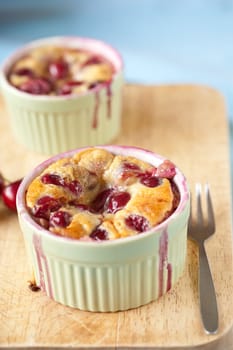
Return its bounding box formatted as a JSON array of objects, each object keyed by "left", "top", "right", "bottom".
[{"left": 1, "top": 0, "right": 233, "bottom": 171}]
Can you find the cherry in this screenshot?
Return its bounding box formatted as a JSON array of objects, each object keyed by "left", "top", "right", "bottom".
[
  {"left": 83, "top": 56, "right": 103, "bottom": 66},
  {"left": 50, "top": 210, "right": 71, "bottom": 227},
  {"left": 2, "top": 179, "right": 22, "bottom": 211},
  {"left": 120, "top": 162, "right": 141, "bottom": 181},
  {"left": 14, "top": 68, "right": 34, "bottom": 77},
  {"left": 48, "top": 60, "right": 68, "bottom": 79},
  {"left": 19, "top": 78, "right": 52, "bottom": 95},
  {"left": 157, "top": 160, "right": 176, "bottom": 179},
  {"left": 140, "top": 174, "right": 160, "bottom": 187},
  {"left": 37, "top": 195, "right": 61, "bottom": 208},
  {"left": 66, "top": 180, "right": 82, "bottom": 196},
  {"left": 41, "top": 173, "right": 83, "bottom": 197},
  {"left": 125, "top": 214, "right": 149, "bottom": 233},
  {"left": 41, "top": 173, "right": 63, "bottom": 186},
  {"left": 65, "top": 80, "right": 84, "bottom": 86},
  {"left": 106, "top": 191, "right": 130, "bottom": 213},
  {"left": 91, "top": 189, "right": 130, "bottom": 214},
  {"left": 90, "top": 227, "right": 108, "bottom": 241},
  {"left": 32, "top": 196, "right": 61, "bottom": 219},
  {"left": 90, "top": 188, "right": 113, "bottom": 213},
  {"left": 123, "top": 163, "right": 141, "bottom": 171}
]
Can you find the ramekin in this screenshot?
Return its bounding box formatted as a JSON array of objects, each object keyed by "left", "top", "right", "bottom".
[
  {"left": 16, "top": 145, "right": 190, "bottom": 312},
  {"left": 0, "top": 37, "right": 123, "bottom": 155}
]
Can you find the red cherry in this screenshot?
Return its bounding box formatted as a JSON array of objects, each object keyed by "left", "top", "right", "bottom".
[
  {"left": 123, "top": 163, "right": 141, "bottom": 171},
  {"left": 83, "top": 56, "right": 103, "bottom": 66},
  {"left": 91, "top": 188, "right": 113, "bottom": 213},
  {"left": 125, "top": 214, "right": 149, "bottom": 233},
  {"left": 37, "top": 195, "right": 60, "bottom": 206},
  {"left": 49, "top": 60, "right": 68, "bottom": 79},
  {"left": 32, "top": 196, "right": 62, "bottom": 219},
  {"left": 19, "top": 78, "right": 52, "bottom": 95},
  {"left": 106, "top": 191, "right": 130, "bottom": 213},
  {"left": 41, "top": 173, "right": 82, "bottom": 197},
  {"left": 65, "top": 180, "right": 82, "bottom": 196},
  {"left": 120, "top": 162, "right": 142, "bottom": 181},
  {"left": 41, "top": 173, "right": 64, "bottom": 186},
  {"left": 157, "top": 160, "right": 176, "bottom": 179},
  {"left": 14, "top": 68, "right": 34, "bottom": 77},
  {"left": 2, "top": 179, "right": 22, "bottom": 211},
  {"left": 140, "top": 174, "right": 160, "bottom": 187},
  {"left": 65, "top": 80, "right": 84, "bottom": 86},
  {"left": 50, "top": 210, "right": 71, "bottom": 227},
  {"left": 90, "top": 227, "right": 108, "bottom": 241}
]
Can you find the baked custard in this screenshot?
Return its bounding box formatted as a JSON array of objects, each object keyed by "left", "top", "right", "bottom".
[
  {"left": 8, "top": 45, "right": 115, "bottom": 95},
  {"left": 26, "top": 148, "right": 180, "bottom": 240}
]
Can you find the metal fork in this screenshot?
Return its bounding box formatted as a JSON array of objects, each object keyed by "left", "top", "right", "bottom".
[{"left": 188, "top": 183, "right": 219, "bottom": 334}]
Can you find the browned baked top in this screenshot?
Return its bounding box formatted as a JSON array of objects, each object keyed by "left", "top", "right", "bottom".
[
  {"left": 26, "top": 148, "right": 180, "bottom": 240},
  {"left": 8, "top": 45, "right": 115, "bottom": 96}
]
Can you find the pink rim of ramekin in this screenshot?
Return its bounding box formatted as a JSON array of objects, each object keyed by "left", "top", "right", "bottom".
[
  {"left": 0, "top": 36, "right": 124, "bottom": 100},
  {"left": 16, "top": 145, "right": 190, "bottom": 247}
]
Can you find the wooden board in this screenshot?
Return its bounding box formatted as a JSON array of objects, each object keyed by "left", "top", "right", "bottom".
[{"left": 0, "top": 84, "right": 233, "bottom": 349}]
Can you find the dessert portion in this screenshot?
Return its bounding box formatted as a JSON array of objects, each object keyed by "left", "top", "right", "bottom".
[
  {"left": 7, "top": 45, "right": 115, "bottom": 96},
  {"left": 26, "top": 148, "right": 180, "bottom": 240}
]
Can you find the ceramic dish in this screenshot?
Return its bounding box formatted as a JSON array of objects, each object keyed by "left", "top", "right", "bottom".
[
  {"left": 0, "top": 37, "right": 123, "bottom": 155},
  {"left": 16, "top": 145, "right": 190, "bottom": 312}
]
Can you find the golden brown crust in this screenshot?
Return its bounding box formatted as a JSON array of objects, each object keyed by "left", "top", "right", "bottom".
[
  {"left": 126, "top": 179, "right": 173, "bottom": 225},
  {"left": 74, "top": 63, "right": 113, "bottom": 83},
  {"left": 103, "top": 155, "right": 154, "bottom": 186},
  {"left": 8, "top": 45, "right": 115, "bottom": 96},
  {"left": 26, "top": 148, "right": 179, "bottom": 240},
  {"left": 113, "top": 179, "right": 173, "bottom": 238},
  {"left": 73, "top": 148, "right": 114, "bottom": 177},
  {"left": 26, "top": 177, "right": 67, "bottom": 208}
]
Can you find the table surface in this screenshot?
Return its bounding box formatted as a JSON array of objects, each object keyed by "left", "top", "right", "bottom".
[{"left": 0, "top": 84, "right": 233, "bottom": 349}]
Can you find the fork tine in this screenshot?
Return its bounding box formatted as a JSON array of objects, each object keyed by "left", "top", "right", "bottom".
[
  {"left": 196, "top": 183, "right": 204, "bottom": 226},
  {"left": 205, "top": 184, "right": 216, "bottom": 233}
]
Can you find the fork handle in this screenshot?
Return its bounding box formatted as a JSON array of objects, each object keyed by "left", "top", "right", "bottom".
[{"left": 199, "top": 242, "right": 219, "bottom": 334}]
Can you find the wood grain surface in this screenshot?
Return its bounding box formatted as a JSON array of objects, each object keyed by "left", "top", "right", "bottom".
[{"left": 0, "top": 84, "right": 233, "bottom": 349}]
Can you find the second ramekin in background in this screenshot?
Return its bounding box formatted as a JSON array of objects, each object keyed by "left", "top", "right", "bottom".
[{"left": 0, "top": 37, "right": 124, "bottom": 155}]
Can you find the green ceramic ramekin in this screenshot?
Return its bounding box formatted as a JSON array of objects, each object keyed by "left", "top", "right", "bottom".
[
  {"left": 0, "top": 37, "right": 124, "bottom": 155},
  {"left": 16, "top": 146, "right": 190, "bottom": 312}
]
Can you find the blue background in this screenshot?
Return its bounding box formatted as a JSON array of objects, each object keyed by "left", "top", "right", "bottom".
[{"left": 1, "top": 0, "right": 233, "bottom": 181}]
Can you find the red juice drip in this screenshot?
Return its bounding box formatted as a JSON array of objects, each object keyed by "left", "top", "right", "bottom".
[
  {"left": 92, "top": 90, "right": 100, "bottom": 128},
  {"left": 167, "top": 263, "right": 172, "bottom": 292},
  {"left": 158, "top": 229, "right": 172, "bottom": 297},
  {"left": 106, "top": 83, "right": 112, "bottom": 119},
  {"left": 33, "top": 234, "right": 53, "bottom": 298}
]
